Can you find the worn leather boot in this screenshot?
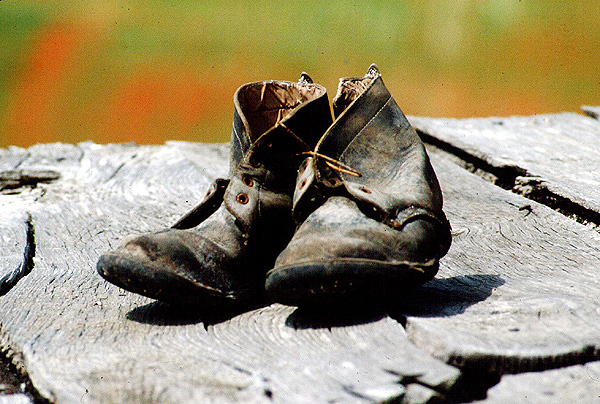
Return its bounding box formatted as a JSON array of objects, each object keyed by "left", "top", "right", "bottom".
[
  {"left": 97, "top": 74, "right": 332, "bottom": 306},
  {"left": 265, "top": 65, "right": 452, "bottom": 306}
]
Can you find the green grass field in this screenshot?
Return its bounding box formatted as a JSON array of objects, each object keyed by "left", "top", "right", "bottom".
[{"left": 1, "top": 1, "right": 599, "bottom": 147}]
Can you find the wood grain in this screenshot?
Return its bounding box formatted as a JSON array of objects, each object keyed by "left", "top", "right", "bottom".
[
  {"left": 409, "top": 112, "right": 600, "bottom": 220},
  {"left": 0, "top": 142, "right": 459, "bottom": 404},
  {"left": 400, "top": 147, "right": 600, "bottom": 374},
  {"left": 474, "top": 361, "right": 600, "bottom": 403},
  {"left": 582, "top": 105, "right": 600, "bottom": 120},
  {"left": 2, "top": 128, "right": 600, "bottom": 402}
]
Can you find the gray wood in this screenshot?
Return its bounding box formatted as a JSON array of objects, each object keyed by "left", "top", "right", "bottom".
[
  {"left": 0, "top": 395, "right": 33, "bottom": 404},
  {"left": 0, "top": 142, "right": 459, "bottom": 404},
  {"left": 401, "top": 147, "right": 600, "bottom": 374},
  {"left": 0, "top": 147, "right": 29, "bottom": 172},
  {"left": 0, "top": 211, "right": 31, "bottom": 296},
  {"left": 4, "top": 138, "right": 600, "bottom": 403},
  {"left": 474, "top": 361, "right": 600, "bottom": 403},
  {"left": 409, "top": 113, "right": 600, "bottom": 221}
]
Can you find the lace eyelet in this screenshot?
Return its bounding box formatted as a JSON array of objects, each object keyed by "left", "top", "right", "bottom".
[
  {"left": 359, "top": 186, "right": 372, "bottom": 194},
  {"left": 299, "top": 179, "right": 307, "bottom": 190},
  {"left": 242, "top": 175, "right": 254, "bottom": 187},
  {"left": 236, "top": 193, "right": 249, "bottom": 204},
  {"left": 324, "top": 177, "right": 340, "bottom": 187}
]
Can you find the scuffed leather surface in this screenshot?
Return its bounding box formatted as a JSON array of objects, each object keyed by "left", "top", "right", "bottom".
[
  {"left": 267, "top": 68, "right": 452, "bottom": 305},
  {"left": 98, "top": 77, "right": 333, "bottom": 304},
  {"left": 293, "top": 73, "right": 449, "bottom": 250}
]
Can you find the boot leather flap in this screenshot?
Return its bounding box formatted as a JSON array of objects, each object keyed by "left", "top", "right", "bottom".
[{"left": 172, "top": 178, "right": 229, "bottom": 229}]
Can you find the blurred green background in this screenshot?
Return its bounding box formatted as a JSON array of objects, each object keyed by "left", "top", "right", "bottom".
[{"left": 1, "top": 0, "right": 599, "bottom": 148}]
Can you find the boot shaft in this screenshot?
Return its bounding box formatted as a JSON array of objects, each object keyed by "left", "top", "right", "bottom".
[
  {"left": 229, "top": 78, "right": 332, "bottom": 176},
  {"left": 293, "top": 65, "right": 445, "bottom": 225},
  {"left": 222, "top": 76, "right": 333, "bottom": 236}
]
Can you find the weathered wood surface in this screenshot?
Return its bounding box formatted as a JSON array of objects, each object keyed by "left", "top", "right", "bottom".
[
  {"left": 409, "top": 110, "right": 600, "bottom": 224},
  {"left": 1, "top": 109, "right": 600, "bottom": 403},
  {"left": 404, "top": 148, "right": 600, "bottom": 371},
  {"left": 0, "top": 142, "right": 459, "bottom": 404},
  {"left": 474, "top": 361, "right": 600, "bottom": 403},
  {"left": 0, "top": 394, "right": 32, "bottom": 404}
]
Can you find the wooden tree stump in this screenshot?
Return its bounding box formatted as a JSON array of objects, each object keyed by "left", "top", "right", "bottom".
[{"left": 1, "top": 107, "right": 600, "bottom": 403}]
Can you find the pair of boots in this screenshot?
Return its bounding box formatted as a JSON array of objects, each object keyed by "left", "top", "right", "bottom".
[{"left": 97, "top": 65, "right": 451, "bottom": 308}]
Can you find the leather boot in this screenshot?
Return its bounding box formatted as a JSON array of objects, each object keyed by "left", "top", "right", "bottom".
[
  {"left": 97, "top": 74, "right": 332, "bottom": 306},
  {"left": 265, "top": 65, "right": 452, "bottom": 306}
]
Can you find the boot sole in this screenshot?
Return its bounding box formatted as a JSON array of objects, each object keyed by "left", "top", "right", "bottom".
[
  {"left": 97, "top": 253, "right": 257, "bottom": 307},
  {"left": 265, "top": 258, "right": 438, "bottom": 306}
]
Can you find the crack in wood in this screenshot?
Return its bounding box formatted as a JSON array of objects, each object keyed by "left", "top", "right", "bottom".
[
  {"left": 0, "top": 214, "right": 35, "bottom": 297},
  {"left": 381, "top": 346, "right": 502, "bottom": 403},
  {"left": 0, "top": 358, "right": 51, "bottom": 404},
  {"left": 104, "top": 162, "right": 126, "bottom": 183},
  {"left": 0, "top": 348, "right": 26, "bottom": 395},
  {"left": 418, "top": 129, "right": 600, "bottom": 230},
  {"left": 441, "top": 351, "right": 600, "bottom": 403},
  {"left": 103, "top": 152, "right": 139, "bottom": 183},
  {"left": 448, "top": 345, "right": 600, "bottom": 376},
  {"left": 582, "top": 106, "right": 600, "bottom": 120},
  {"left": 417, "top": 129, "right": 527, "bottom": 189},
  {"left": 0, "top": 326, "right": 51, "bottom": 404},
  {"left": 12, "top": 151, "right": 31, "bottom": 170},
  {"left": 444, "top": 366, "right": 502, "bottom": 403},
  {"left": 512, "top": 177, "right": 600, "bottom": 230},
  {"left": 0, "top": 170, "right": 60, "bottom": 193},
  {"left": 381, "top": 369, "right": 487, "bottom": 403}
]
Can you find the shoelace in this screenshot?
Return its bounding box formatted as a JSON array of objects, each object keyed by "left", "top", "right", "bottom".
[
  {"left": 296, "top": 151, "right": 362, "bottom": 177},
  {"left": 277, "top": 122, "right": 362, "bottom": 178}
]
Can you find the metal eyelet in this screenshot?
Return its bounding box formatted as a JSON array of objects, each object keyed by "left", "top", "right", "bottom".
[
  {"left": 325, "top": 177, "right": 340, "bottom": 187},
  {"left": 236, "top": 193, "right": 249, "bottom": 204},
  {"left": 359, "top": 186, "right": 372, "bottom": 194},
  {"left": 242, "top": 175, "right": 254, "bottom": 187}
]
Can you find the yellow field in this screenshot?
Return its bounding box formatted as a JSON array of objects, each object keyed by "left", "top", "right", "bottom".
[{"left": 1, "top": 1, "right": 599, "bottom": 147}]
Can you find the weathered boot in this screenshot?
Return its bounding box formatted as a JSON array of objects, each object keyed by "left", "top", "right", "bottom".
[
  {"left": 265, "top": 65, "right": 452, "bottom": 306},
  {"left": 97, "top": 74, "right": 332, "bottom": 306}
]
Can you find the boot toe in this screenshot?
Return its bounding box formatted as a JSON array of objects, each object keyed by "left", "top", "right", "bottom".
[
  {"left": 97, "top": 231, "right": 246, "bottom": 306},
  {"left": 97, "top": 253, "right": 227, "bottom": 305},
  {"left": 266, "top": 198, "right": 444, "bottom": 305}
]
